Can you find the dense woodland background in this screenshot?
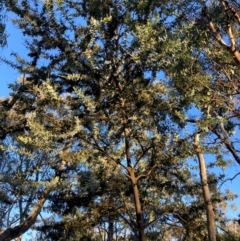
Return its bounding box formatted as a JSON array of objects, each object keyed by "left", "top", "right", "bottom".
[{"left": 0, "top": 0, "right": 240, "bottom": 240}]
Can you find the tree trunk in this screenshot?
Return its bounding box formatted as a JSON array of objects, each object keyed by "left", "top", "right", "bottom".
[
  {"left": 124, "top": 124, "right": 146, "bottom": 241},
  {"left": 108, "top": 215, "right": 114, "bottom": 241},
  {"left": 127, "top": 166, "right": 146, "bottom": 241},
  {"left": 131, "top": 173, "right": 145, "bottom": 241},
  {"left": 193, "top": 133, "right": 216, "bottom": 241}
]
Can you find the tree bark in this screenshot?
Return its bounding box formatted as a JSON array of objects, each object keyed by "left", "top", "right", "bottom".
[
  {"left": 108, "top": 216, "right": 114, "bottom": 241},
  {"left": 193, "top": 133, "right": 216, "bottom": 241},
  {"left": 124, "top": 125, "right": 146, "bottom": 241},
  {"left": 130, "top": 170, "right": 145, "bottom": 241}
]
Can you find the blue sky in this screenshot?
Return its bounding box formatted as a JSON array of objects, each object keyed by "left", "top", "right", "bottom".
[
  {"left": 1, "top": 10, "right": 240, "bottom": 240},
  {"left": 0, "top": 16, "right": 28, "bottom": 98}
]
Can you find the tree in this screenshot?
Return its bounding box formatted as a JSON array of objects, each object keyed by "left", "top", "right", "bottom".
[
  {"left": 0, "top": 0, "right": 237, "bottom": 241},
  {"left": 193, "top": 133, "right": 216, "bottom": 241},
  {"left": 162, "top": 1, "right": 240, "bottom": 239},
  {"left": 0, "top": 80, "right": 84, "bottom": 241}
]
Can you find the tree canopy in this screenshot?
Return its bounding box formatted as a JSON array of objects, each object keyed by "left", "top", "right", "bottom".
[{"left": 0, "top": 0, "right": 240, "bottom": 241}]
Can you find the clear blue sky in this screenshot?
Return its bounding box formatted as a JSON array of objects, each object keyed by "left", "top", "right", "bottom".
[
  {"left": 0, "top": 11, "right": 240, "bottom": 240},
  {"left": 0, "top": 16, "right": 28, "bottom": 98}
]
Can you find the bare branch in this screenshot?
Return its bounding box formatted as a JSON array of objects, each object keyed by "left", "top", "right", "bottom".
[
  {"left": 208, "top": 21, "right": 229, "bottom": 48},
  {"left": 205, "top": 5, "right": 240, "bottom": 64},
  {"left": 136, "top": 166, "right": 156, "bottom": 182},
  {"left": 221, "top": 0, "right": 240, "bottom": 24},
  {"left": 220, "top": 172, "right": 240, "bottom": 188},
  {"left": 211, "top": 124, "right": 240, "bottom": 166},
  {"left": 227, "top": 23, "right": 236, "bottom": 51}
]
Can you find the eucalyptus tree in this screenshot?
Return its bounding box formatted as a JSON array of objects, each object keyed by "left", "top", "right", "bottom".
[
  {"left": 164, "top": 1, "right": 240, "bottom": 240},
  {"left": 201, "top": 0, "right": 240, "bottom": 169},
  {"left": 176, "top": 0, "right": 240, "bottom": 168}
]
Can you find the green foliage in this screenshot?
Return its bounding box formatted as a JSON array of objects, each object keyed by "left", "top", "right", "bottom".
[{"left": 0, "top": 0, "right": 240, "bottom": 241}]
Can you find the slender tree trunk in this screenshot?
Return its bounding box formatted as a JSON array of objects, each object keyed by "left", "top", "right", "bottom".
[
  {"left": 193, "top": 133, "right": 216, "bottom": 241},
  {"left": 130, "top": 170, "right": 145, "bottom": 241},
  {"left": 108, "top": 215, "right": 114, "bottom": 241},
  {"left": 124, "top": 125, "right": 146, "bottom": 241}
]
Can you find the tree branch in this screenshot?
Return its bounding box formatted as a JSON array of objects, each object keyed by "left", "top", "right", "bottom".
[
  {"left": 221, "top": 0, "right": 240, "bottom": 24},
  {"left": 0, "top": 138, "right": 70, "bottom": 241},
  {"left": 211, "top": 124, "right": 240, "bottom": 166},
  {"left": 220, "top": 172, "right": 240, "bottom": 188}
]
